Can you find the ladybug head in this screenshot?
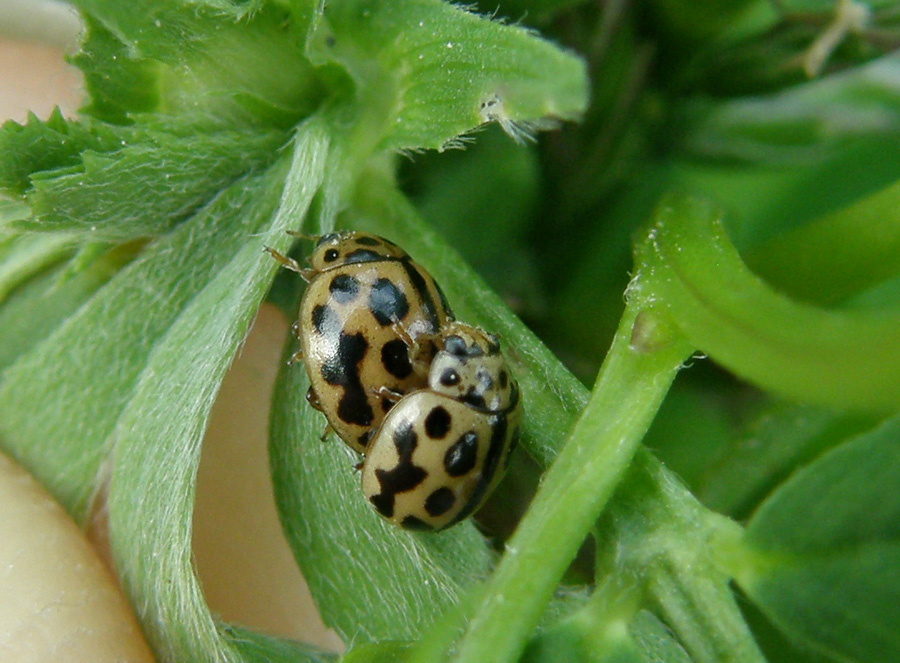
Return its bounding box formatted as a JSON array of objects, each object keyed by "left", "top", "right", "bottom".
[
  {"left": 309, "top": 231, "right": 408, "bottom": 271},
  {"left": 428, "top": 323, "right": 516, "bottom": 412}
]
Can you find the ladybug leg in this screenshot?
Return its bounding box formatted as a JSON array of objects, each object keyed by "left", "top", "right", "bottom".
[
  {"left": 303, "top": 389, "right": 332, "bottom": 441},
  {"left": 284, "top": 323, "right": 304, "bottom": 364},
  {"left": 306, "top": 387, "right": 324, "bottom": 411},
  {"left": 372, "top": 385, "right": 405, "bottom": 404},
  {"left": 263, "top": 246, "right": 317, "bottom": 282},
  {"left": 285, "top": 230, "right": 318, "bottom": 241},
  {"left": 390, "top": 318, "right": 437, "bottom": 378},
  {"left": 264, "top": 246, "right": 302, "bottom": 272}
]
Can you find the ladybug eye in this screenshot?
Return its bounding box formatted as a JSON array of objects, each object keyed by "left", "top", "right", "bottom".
[
  {"left": 324, "top": 249, "right": 340, "bottom": 262},
  {"left": 439, "top": 368, "right": 461, "bottom": 386}
]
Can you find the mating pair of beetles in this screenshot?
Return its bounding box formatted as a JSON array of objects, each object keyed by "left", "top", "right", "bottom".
[{"left": 267, "top": 231, "right": 522, "bottom": 532}]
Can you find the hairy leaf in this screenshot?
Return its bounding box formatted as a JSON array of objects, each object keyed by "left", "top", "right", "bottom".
[{"left": 313, "top": 0, "right": 588, "bottom": 151}]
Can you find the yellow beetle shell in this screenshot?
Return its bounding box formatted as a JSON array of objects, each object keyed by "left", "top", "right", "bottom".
[{"left": 297, "top": 233, "right": 454, "bottom": 454}]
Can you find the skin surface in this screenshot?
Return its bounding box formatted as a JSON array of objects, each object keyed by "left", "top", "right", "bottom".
[{"left": 0, "top": 451, "right": 156, "bottom": 663}]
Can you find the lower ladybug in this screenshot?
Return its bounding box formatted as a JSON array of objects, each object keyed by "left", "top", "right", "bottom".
[{"left": 361, "top": 322, "right": 521, "bottom": 531}]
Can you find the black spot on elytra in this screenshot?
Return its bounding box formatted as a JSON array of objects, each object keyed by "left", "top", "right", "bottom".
[
  {"left": 355, "top": 236, "right": 380, "bottom": 246},
  {"left": 447, "top": 414, "right": 508, "bottom": 527},
  {"left": 358, "top": 429, "right": 373, "bottom": 451},
  {"left": 399, "top": 260, "right": 443, "bottom": 330},
  {"left": 486, "top": 334, "right": 501, "bottom": 355},
  {"left": 311, "top": 304, "right": 340, "bottom": 337},
  {"left": 370, "top": 421, "right": 427, "bottom": 518},
  {"left": 424, "top": 406, "right": 451, "bottom": 439},
  {"left": 329, "top": 274, "right": 360, "bottom": 303},
  {"left": 444, "top": 431, "right": 478, "bottom": 477},
  {"left": 320, "top": 332, "right": 373, "bottom": 427},
  {"left": 381, "top": 338, "right": 413, "bottom": 379},
  {"left": 439, "top": 368, "right": 460, "bottom": 386},
  {"left": 369, "top": 278, "right": 409, "bottom": 326},
  {"left": 499, "top": 370, "right": 509, "bottom": 389},
  {"left": 425, "top": 487, "right": 456, "bottom": 517},
  {"left": 401, "top": 515, "right": 433, "bottom": 531}
]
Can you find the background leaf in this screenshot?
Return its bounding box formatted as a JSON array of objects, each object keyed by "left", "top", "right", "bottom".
[
  {"left": 0, "top": 158, "right": 287, "bottom": 519},
  {"left": 693, "top": 403, "right": 879, "bottom": 520},
  {"left": 19, "top": 125, "right": 288, "bottom": 239},
  {"left": 103, "top": 125, "right": 328, "bottom": 661},
  {"left": 315, "top": 0, "right": 589, "bottom": 151},
  {"left": 736, "top": 415, "right": 900, "bottom": 662}
]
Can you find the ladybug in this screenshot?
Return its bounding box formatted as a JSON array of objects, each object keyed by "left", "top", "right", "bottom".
[
  {"left": 267, "top": 231, "right": 455, "bottom": 454},
  {"left": 361, "top": 322, "right": 521, "bottom": 531}
]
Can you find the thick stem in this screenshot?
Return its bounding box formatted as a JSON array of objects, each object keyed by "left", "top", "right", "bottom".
[{"left": 451, "top": 303, "right": 692, "bottom": 663}]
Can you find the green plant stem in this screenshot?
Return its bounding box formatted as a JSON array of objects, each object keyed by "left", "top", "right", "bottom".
[
  {"left": 628, "top": 460, "right": 763, "bottom": 663},
  {"left": 452, "top": 302, "right": 693, "bottom": 663},
  {"left": 650, "top": 560, "right": 762, "bottom": 663}
]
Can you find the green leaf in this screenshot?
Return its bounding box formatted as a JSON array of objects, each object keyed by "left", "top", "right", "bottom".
[
  {"left": 269, "top": 335, "right": 494, "bottom": 644},
  {"left": 340, "top": 642, "right": 414, "bottom": 663},
  {"left": 18, "top": 124, "right": 287, "bottom": 239},
  {"left": 0, "top": 233, "right": 73, "bottom": 302},
  {"left": 70, "top": 16, "right": 164, "bottom": 123},
  {"left": 697, "top": 403, "right": 879, "bottom": 520},
  {"left": 315, "top": 0, "right": 588, "bottom": 151},
  {"left": 0, "top": 200, "right": 32, "bottom": 225},
  {"left": 0, "top": 120, "right": 324, "bottom": 522},
  {"left": 0, "top": 247, "right": 129, "bottom": 371},
  {"left": 69, "top": 0, "right": 322, "bottom": 127},
  {"left": 634, "top": 194, "right": 900, "bottom": 412},
  {"left": 736, "top": 415, "right": 900, "bottom": 662},
  {"left": 222, "top": 624, "right": 338, "bottom": 663},
  {"left": 0, "top": 108, "right": 127, "bottom": 195},
  {"left": 101, "top": 125, "right": 328, "bottom": 661},
  {"left": 746, "top": 177, "right": 900, "bottom": 306},
  {"left": 680, "top": 52, "right": 900, "bottom": 164}
]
